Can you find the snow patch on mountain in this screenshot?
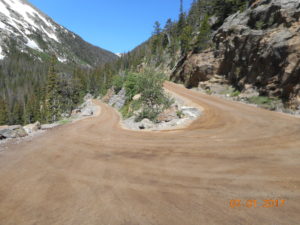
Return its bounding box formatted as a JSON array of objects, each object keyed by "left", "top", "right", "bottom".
[
  {"left": 0, "top": 0, "right": 60, "bottom": 43},
  {"left": 26, "top": 39, "right": 42, "bottom": 51},
  {"left": 115, "top": 53, "right": 123, "bottom": 57},
  {"left": 57, "top": 56, "right": 67, "bottom": 63},
  {"left": 0, "top": 21, "right": 5, "bottom": 29},
  {"left": 40, "top": 26, "right": 59, "bottom": 42},
  {"left": 0, "top": 46, "right": 5, "bottom": 60},
  {"left": 0, "top": 1, "right": 10, "bottom": 17}
]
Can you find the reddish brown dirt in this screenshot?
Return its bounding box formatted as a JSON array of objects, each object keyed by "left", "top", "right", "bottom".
[{"left": 0, "top": 82, "right": 299, "bottom": 225}]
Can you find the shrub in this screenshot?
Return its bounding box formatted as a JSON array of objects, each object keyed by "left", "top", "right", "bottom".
[
  {"left": 255, "top": 21, "right": 265, "bottom": 30},
  {"left": 176, "top": 110, "right": 184, "bottom": 118},
  {"left": 120, "top": 103, "right": 131, "bottom": 118},
  {"left": 248, "top": 96, "right": 281, "bottom": 110},
  {"left": 205, "top": 89, "right": 213, "bottom": 95},
  {"left": 112, "top": 75, "right": 125, "bottom": 93},
  {"left": 120, "top": 100, "right": 142, "bottom": 119},
  {"left": 124, "top": 73, "right": 140, "bottom": 100},
  {"left": 230, "top": 90, "right": 241, "bottom": 97},
  {"left": 248, "top": 96, "right": 273, "bottom": 105},
  {"left": 116, "top": 70, "right": 173, "bottom": 122},
  {"left": 135, "top": 70, "right": 173, "bottom": 121},
  {"left": 135, "top": 107, "right": 158, "bottom": 122}
]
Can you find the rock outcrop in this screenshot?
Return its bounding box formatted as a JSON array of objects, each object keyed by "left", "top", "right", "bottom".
[
  {"left": 72, "top": 95, "right": 99, "bottom": 117},
  {"left": 156, "top": 105, "right": 179, "bottom": 123},
  {"left": 214, "top": 0, "right": 300, "bottom": 108},
  {"left": 0, "top": 125, "right": 28, "bottom": 139},
  {"left": 108, "top": 88, "right": 126, "bottom": 110},
  {"left": 170, "top": 50, "right": 220, "bottom": 88},
  {"left": 23, "top": 121, "right": 41, "bottom": 134}
]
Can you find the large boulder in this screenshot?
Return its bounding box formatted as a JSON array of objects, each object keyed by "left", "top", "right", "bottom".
[
  {"left": 80, "top": 99, "right": 93, "bottom": 109},
  {"left": 23, "top": 121, "right": 41, "bottom": 134},
  {"left": 83, "top": 93, "right": 93, "bottom": 101},
  {"left": 170, "top": 50, "right": 220, "bottom": 88},
  {"left": 71, "top": 108, "right": 81, "bottom": 116},
  {"left": 132, "top": 94, "right": 141, "bottom": 101},
  {"left": 0, "top": 125, "right": 28, "bottom": 139},
  {"left": 139, "top": 119, "right": 154, "bottom": 130},
  {"left": 181, "top": 107, "right": 201, "bottom": 118},
  {"left": 213, "top": 0, "right": 300, "bottom": 108},
  {"left": 157, "top": 105, "right": 179, "bottom": 123},
  {"left": 80, "top": 107, "right": 94, "bottom": 116}
]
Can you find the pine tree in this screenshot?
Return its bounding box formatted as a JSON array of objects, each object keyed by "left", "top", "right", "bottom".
[
  {"left": 164, "top": 18, "right": 174, "bottom": 47},
  {"left": 11, "top": 101, "right": 23, "bottom": 125},
  {"left": 153, "top": 21, "right": 162, "bottom": 35},
  {"left": 151, "top": 21, "right": 162, "bottom": 55},
  {"left": 212, "top": 0, "right": 248, "bottom": 28},
  {"left": 195, "top": 14, "right": 211, "bottom": 52},
  {"left": 45, "top": 56, "right": 61, "bottom": 123},
  {"left": 180, "top": 25, "right": 193, "bottom": 53},
  {"left": 187, "top": 0, "right": 199, "bottom": 27},
  {"left": 180, "top": 0, "right": 184, "bottom": 15},
  {"left": 0, "top": 97, "right": 8, "bottom": 125},
  {"left": 177, "top": 0, "right": 186, "bottom": 35}
]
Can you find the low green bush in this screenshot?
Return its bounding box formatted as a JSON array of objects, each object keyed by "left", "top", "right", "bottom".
[
  {"left": 230, "top": 90, "right": 241, "bottom": 97},
  {"left": 248, "top": 96, "right": 273, "bottom": 105},
  {"left": 248, "top": 96, "right": 281, "bottom": 110},
  {"left": 58, "top": 118, "right": 72, "bottom": 125},
  {"left": 176, "top": 110, "right": 184, "bottom": 118}
]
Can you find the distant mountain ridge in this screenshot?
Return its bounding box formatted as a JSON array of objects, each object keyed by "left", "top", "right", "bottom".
[{"left": 0, "top": 0, "right": 117, "bottom": 66}]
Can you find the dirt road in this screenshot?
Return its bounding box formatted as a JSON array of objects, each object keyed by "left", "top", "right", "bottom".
[{"left": 0, "top": 82, "right": 300, "bottom": 225}]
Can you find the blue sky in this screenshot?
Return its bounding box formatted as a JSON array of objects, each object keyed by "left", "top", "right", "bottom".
[{"left": 28, "top": 0, "right": 193, "bottom": 53}]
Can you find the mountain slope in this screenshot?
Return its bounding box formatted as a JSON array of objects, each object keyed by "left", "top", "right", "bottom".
[
  {"left": 0, "top": 0, "right": 118, "bottom": 125},
  {"left": 0, "top": 0, "right": 117, "bottom": 66}
]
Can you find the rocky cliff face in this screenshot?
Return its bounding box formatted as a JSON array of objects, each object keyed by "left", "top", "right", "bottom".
[
  {"left": 170, "top": 50, "right": 220, "bottom": 88},
  {"left": 0, "top": 0, "right": 117, "bottom": 66},
  {"left": 215, "top": 0, "right": 300, "bottom": 108},
  {"left": 171, "top": 0, "right": 300, "bottom": 109}
]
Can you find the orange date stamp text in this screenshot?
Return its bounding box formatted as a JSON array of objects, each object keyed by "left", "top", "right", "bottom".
[{"left": 230, "top": 200, "right": 285, "bottom": 208}]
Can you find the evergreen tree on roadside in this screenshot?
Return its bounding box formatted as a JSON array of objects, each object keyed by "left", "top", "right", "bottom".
[
  {"left": 45, "top": 56, "right": 61, "bottom": 123},
  {"left": 11, "top": 101, "right": 23, "bottom": 125},
  {"left": 0, "top": 97, "right": 8, "bottom": 125}
]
